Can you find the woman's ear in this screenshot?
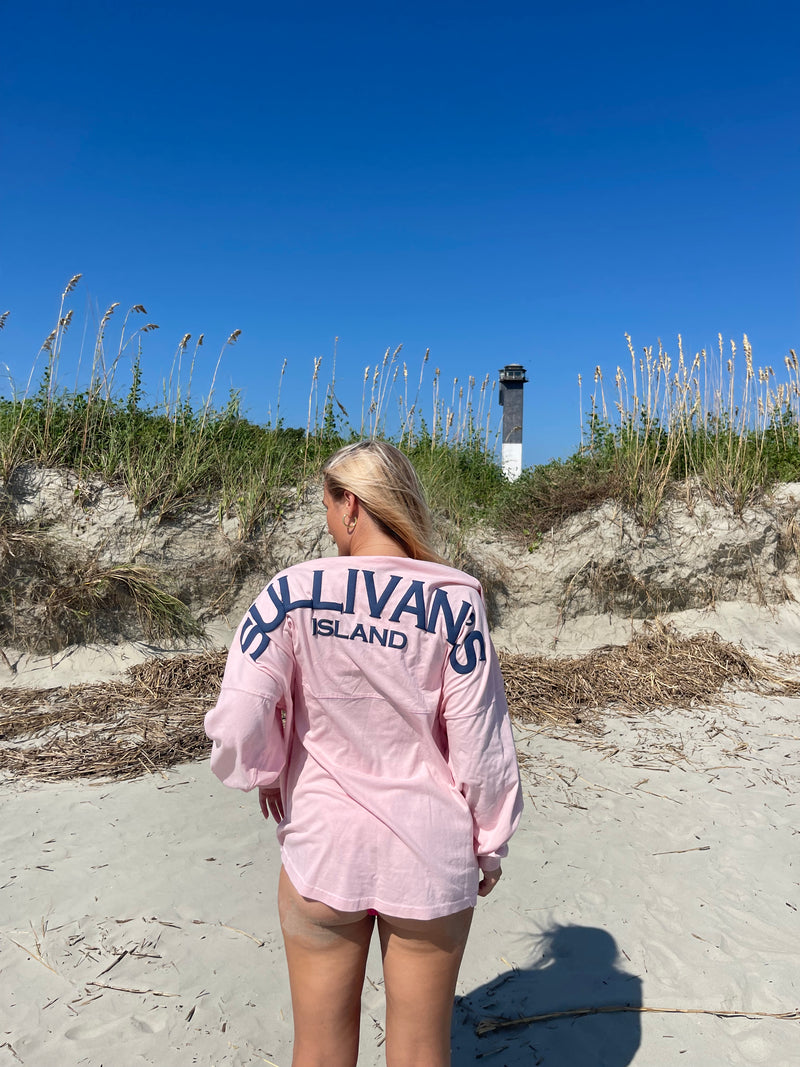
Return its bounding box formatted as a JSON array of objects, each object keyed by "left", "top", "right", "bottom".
[{"left": 343, "top": 490, "right": 358, "bottom": 515}]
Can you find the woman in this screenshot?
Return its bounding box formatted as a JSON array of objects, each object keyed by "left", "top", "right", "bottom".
[{"left": 205, "top": 440, "right": 523, "bottom": 1067}]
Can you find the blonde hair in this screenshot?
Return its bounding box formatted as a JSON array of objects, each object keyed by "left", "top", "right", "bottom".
[{"left": 322, "top": 441, "right": 444, "bottom": 563}]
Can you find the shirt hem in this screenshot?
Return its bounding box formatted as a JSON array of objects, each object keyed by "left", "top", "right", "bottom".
[{"left": 281, "top": 853, "right": 477, "bottom": 920}]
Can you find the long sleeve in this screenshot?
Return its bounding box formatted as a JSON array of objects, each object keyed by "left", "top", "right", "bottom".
[
  {"left": 440, "top": 597, "right": 523, "bottom": 871},
  {"left": 204, "top": 605, "right": 296, "bottom": 792}
]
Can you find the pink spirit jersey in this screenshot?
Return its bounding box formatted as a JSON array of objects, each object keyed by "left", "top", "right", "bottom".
[{"left": 205, "top": 555, "right": 523, "bottom": 918}]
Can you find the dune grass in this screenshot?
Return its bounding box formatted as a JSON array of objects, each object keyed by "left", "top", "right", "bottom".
[
  {"left": 0, "top": 511, "right": 203, "bottom": 652},
  {"left": 582, "top": 334, "right": 800, "bottom": 520},
  {"left": 1, "top": 280, "right": 799, "bottom": 557},
  {"left": 0, "top": 279, "right": 505, "bottom": 544},
  {"left": 495, "top": 335, "right": 800, "bottom": 544}
]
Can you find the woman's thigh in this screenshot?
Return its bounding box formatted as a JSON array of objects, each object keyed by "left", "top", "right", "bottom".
[
  {"left": 278, "top": 868, "right": 375, "bottom": 1064},
  {"left": 377, "top": 907, "right": 473, "bottom": 1067}
]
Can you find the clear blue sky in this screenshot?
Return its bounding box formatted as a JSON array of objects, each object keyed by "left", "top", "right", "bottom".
[{"left": 1, "top": 0, "right": 798, "bottom": 466}]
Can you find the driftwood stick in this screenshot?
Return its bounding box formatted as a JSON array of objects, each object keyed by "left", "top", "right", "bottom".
[{"left": 475, "top": 1004, "right": 800, "bottom": 1035}]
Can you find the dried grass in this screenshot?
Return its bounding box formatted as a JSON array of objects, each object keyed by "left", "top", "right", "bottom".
[
  {"left": 126, "top": 649, "right": 228, "bottom": 696},
  {"left": 494, "top": 458, "right": 622, "bottom": 545},
  {"left": 1, "top": 626, "right": 798, "bottom": 782},
  {"left": 499, "top": 622, "right": 799, "bottom": 732},
  {"left": 0, "top": 519, "right": 203, "bottom": 650},
  {"left": 0, "top": 651, "right": 226, "bottom": 781}
]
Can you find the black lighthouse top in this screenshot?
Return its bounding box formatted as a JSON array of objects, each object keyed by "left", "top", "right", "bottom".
[{"left": 498, "top": 363, "right": 528, "bottom": 385}]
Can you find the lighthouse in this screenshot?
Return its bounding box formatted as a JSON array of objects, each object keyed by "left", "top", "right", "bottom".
[{"left": 498, "top": 363, "right": 528, "bottom": 481}]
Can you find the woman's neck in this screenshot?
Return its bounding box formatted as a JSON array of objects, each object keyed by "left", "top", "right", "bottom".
[
  {"left": 347, "top": 524, "right": 408, "bottom": 558},
  {"left": 347, "top": 538, "right": 408, "bottom": 558}
]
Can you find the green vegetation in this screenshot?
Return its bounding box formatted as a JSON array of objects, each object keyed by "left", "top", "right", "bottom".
[
  {"left": 497, "top": 334, "right": 800, "bottom": 543},
  {"left": 585, "top": 334, "right": 800, "bottom": 521},
  {"left": 2, "top": 281, "right": 799, "bottom": 558},
  {"left": 0, "top": 280, "right": 506, "bottom": 543}
]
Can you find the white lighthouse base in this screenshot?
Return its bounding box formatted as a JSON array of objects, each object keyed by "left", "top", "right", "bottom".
[{"left": 502, "top": 442, "right": 523, "bottom": 481}]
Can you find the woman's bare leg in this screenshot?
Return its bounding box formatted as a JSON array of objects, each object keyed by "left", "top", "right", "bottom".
[
  {"left": 377, "top": 907, "right": 473, "bottom": 1067},
  {"left": 278, "top": 867, "right": 375, "bottom": 1067}
]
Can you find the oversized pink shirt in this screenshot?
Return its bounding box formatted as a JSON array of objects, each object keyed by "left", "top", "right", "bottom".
[{"left": 205, "top": 556, "right": 523, "bottom": 918}]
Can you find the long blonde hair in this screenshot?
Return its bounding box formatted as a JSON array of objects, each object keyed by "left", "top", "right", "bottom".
[{"left": 322, "top": 441, "right": 444, "bottom": 564}]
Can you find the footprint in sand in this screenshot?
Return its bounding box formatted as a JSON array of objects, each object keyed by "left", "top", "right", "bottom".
[
  {"left": 65, "top": 1011, "right": 166, "bottom": 1042},
  {"left": 737, "top": 1033, "right": 775, "bottom": 1064}
]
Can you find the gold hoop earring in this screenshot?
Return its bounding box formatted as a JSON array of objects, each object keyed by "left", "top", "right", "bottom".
[{"left": 342, "top": 514, "right": 357, "bottom": 535}]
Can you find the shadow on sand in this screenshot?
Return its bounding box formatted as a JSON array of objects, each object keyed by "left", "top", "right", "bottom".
[{"left": 452, "top": 924, "right": 642, "bottom": 1066}]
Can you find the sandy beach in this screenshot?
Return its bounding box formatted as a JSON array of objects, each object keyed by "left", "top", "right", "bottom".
[
  {"left": 3, "top": 479, "right": 800, "bottom": 1065},
  {"left": 3, "top": 653, "right": 799, "bottom": 1066}
]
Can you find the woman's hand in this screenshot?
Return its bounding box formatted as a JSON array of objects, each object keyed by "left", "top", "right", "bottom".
[
  {"left": 477, "top": 865, "right": 502, "bottom": 896},
  {"left": 258, "top": 786, "right": 284, "bottom": 823}
]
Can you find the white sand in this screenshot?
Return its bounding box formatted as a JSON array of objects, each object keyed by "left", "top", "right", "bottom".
[{"left": 2, "top": 674, "right": 799, "bottom": 1065}]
